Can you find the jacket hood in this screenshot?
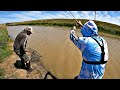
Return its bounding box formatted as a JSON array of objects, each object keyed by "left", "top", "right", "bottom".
[{"left": 81, "top": 20, "right": 98, "bottom": 37}]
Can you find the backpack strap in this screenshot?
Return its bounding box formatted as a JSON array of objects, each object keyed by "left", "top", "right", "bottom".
[{"left": 83, "top": 36, "right": 107, "bottom": 64}]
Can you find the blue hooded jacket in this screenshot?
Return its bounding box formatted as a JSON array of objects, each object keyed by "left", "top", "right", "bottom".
[{"left": 70, "top": 20, "right": 109, "bottom": 79}]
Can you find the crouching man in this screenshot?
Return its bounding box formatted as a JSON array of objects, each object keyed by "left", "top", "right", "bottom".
[{"left": 13, "top": 26, "right": 33, "bottom": 72}]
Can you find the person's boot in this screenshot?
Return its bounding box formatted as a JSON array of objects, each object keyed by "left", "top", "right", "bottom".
[
  {"left": 21, "top": 59, "right": 26, "bottom": 69},
  {"left": 26, "top": 61, "right": 33, "bottom": 73}
]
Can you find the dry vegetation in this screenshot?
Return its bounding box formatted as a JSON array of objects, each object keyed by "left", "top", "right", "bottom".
[{"left": 6, "top": 19, "right": 120, "bottom": 37}]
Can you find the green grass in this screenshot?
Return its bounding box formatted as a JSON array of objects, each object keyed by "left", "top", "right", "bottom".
[
  {"left": 0, "top": 25, "right": 13, "bottom": 79},
  {"left": 0, "top": 25, "right": 13, "bottom": 63},
  {"left": 6, "top": 19, "right": 120, "bottom": 37},
  {"left": 0, "top": 68, "right": 5, "bottom": 79}
]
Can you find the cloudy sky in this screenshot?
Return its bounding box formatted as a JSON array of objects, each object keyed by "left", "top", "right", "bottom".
[{"left": 0, "top": 11, "right": 120, "bottom": 26}]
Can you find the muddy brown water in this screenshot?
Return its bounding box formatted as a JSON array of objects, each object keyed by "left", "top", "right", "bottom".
[{"left": 7, "top": 26, "right": 120, "bottom": 79}]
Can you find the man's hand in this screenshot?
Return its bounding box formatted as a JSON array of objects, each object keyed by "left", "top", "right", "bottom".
[
  {"left": 71, "top": 26, "right": 76, "bottom": 30},
  {"left": 70, "top": 29, "right": 79, "bottom": 40},
  {"left": 73, "top": 26, "right": 76, "bottom": 30},
  {"left": 76, "top": 20, "right": 83, "bottom": 27}
]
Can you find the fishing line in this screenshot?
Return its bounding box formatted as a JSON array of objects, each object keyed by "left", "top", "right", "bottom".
[{"left": 69, "top": 11, "right": 76, "bottom": 20}]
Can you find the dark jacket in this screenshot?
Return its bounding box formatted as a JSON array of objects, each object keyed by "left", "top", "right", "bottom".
[{"left": 13, "top": 30, "right": 28, "bottom": 55}]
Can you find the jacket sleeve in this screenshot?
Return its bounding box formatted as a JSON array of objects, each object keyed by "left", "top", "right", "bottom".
[
  {"left": 70, "top": 33, "right": 82, "bottom": 50},
  {"left": 70, "top": 32, "right": 88, "bottom": 52},
  {"left": 20, "top": 35, "right": 27, "bottom": 53}
]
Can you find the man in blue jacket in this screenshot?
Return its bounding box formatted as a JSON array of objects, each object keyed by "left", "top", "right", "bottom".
[{"left": 70, "top": 20, "right": 109, "bottom": 79}]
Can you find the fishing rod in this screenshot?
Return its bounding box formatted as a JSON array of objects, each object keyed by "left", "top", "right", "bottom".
[
  {"left": 68, "top": 11, "right": 78, "bottom": 27},
  {"left": 69, "top": 11, "right": 76, "bottom": 20},
  {"left": 68, "top": 11, "right": 83, "bottom": 28},
  {"left": 94, "top": 11, "right": 96, "bottom": 21}
]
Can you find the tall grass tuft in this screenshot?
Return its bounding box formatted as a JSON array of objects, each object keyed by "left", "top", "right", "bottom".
[{"left": 0, "top": 25, "right": 13, "bottom": 63}]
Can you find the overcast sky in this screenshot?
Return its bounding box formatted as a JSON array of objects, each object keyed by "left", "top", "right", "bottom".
[{"left": 0, "top": 11, "right": 120, "bottom": 26}]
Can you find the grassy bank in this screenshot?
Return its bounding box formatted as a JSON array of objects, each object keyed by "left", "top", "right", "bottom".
[
  {"left": 6, "top": 19, "right": 120, "bottom": 37},
  {"left": 0, "top": 25, "right": 13, "bottom": 62},
  {"left": 0, "top": 24, "right": 13, "bottom": 78}
]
